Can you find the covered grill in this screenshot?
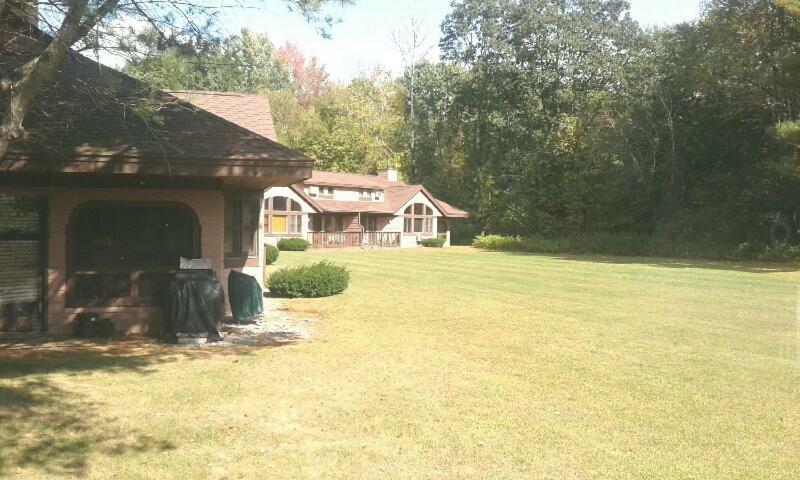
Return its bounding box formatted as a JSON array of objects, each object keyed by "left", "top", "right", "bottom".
[{"left": 166, "top": 264, "right": 224, "bottom": 343}]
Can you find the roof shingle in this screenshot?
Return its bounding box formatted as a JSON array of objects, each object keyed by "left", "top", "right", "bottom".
[
  {"left": 0, "top": 31, "right": 312, "bottom": 184},
  {"left": 165, "top": 90, "right": 278, "bottom": 141}
]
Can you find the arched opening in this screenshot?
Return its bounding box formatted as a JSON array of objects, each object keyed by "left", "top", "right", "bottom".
[
  {"left": 265, "top": 196, "right": 303, "bottom": 235},
  {"left": 403, "top": 203, "right": 434, "bottom": 234},
  {"left": 66, "top": 201, "right": 200, "bottom": 307}
]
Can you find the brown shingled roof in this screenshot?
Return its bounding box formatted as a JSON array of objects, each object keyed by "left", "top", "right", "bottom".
[
  {"left": 432, "top": 198, "right": 470, "bottom": 218},
  {"left": 0, "top": 31, "right": 312, "bottom": 186},
  {"left": 165, "top": 90, "right": 278, "bottom": 141},
  {"left": 305, "top": 170, "right": 400, "bottom": 189}
]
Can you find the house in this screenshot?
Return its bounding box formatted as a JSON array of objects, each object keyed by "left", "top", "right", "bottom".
[
  {"left": 164, "top": 86, "right": 471, "bottom": 249},
  {"left": 0, "top": 14, "right": 313, "bottom": 336},
  {"left": 264, "top": 169, "right": 469, "bottom": 248}
]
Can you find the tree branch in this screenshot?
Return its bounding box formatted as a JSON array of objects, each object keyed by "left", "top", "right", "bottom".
[{"left": 1, "top": 0, "right": 120, "bottom": 159}]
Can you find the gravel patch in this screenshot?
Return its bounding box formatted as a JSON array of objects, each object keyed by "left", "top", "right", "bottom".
[{"left": 212, "top": 298, "right": 314, "bottom": 347}]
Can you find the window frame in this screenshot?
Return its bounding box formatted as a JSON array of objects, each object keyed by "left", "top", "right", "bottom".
[
  {"left": 225, "top": 197, "right": 260, "bottom": 261},
  {"left": 403, "top": 203, "right": 434, "bottom": 234},
  {"left": 264, "top": 196, "right": 303, "bottom": 236}
]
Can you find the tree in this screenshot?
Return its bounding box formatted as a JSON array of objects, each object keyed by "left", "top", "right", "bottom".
[
  {"left": 392, "top": 13, "right": 432, "bottom": 179},
  {"left": 285, "top": 70, "right": 405, "bottom": 173},
  {"left": 125, "top": 28, "right": 296, "bottom": 93},
  {"left": 276, "top": 41, "right": 329, "bottom": 106},
  {"left": 0, "top": 0, "right": 352, "bottom": 159},
  {"left": 399, "top": 61, "right": 469, "bottom": 208},
  {"left": 438, "top": 0, "right": 651, "bottom": 234},
  {"left": 776, "top": 0, "right": 800, "bottom": 15}
]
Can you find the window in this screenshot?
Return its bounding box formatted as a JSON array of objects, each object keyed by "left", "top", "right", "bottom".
[
  {"left": 225, "top": 198, "right": 260, "bottom": 258},
  {"left": 403, "top": 203, "right": 434, "bottom": 234},
  {"left": 373, "top": 190, "right": 383, "bottom": 201},
  {"left": 359, "top": 189, "right": 372, "bottom": 200},
  {"left": 265, "top": 196, "right": 302, "bottom": 235},
  {"left": 318, "top": 186, "right": 334, "bottom": 199},
  {"left": 68, "top": 202, "right": 199, "bottom": 307},
  {"left": 310, "top": 214, "right": 323, "bottom": 232},
  {"left": 325, "top": 215, "right": 343, "bottom": 233}
]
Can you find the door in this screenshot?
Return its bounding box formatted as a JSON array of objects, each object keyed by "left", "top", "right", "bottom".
[{"left": 0, "top": 194, "right": 45, "bottom": 333}]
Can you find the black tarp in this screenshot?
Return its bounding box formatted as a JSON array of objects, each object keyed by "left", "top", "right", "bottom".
[
  {"left": 228, "top": 270, "right": 263, "bottom": 323},
  {"left": 166, "top": 269, "right": 224, "bottom": 342}
]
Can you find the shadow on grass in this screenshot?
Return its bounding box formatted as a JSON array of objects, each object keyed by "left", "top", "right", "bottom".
[
  {"left": 0, "top": 337, "right": 300, "bottom": 476},
  {"left": 477, "top": 250, "right": 800, "bottom": 274},
  {"left": 0, "top": 379, "right": 174, "bottom": 477}
]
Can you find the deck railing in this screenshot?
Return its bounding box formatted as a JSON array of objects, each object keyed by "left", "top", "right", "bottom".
[
  {"left": 363, "top": 231, "right": 401, "bottom": 247},
  {"left": 308, "top": 231, "right": 400, "bottom": 248}
]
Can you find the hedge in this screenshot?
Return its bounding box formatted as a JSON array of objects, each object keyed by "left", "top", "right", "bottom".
[
  {"left": 267, "top": 261, "right": 350, "bottom": 298},
  {"left": 277, "top": 238, "right": 310, "bottom": 251},
  {"left": 265, "top": 244, "right": 279, "bottom": 265},
  {"left": 472, "top": 234, "right": 731, "bottom": 260},
  {"left": 421, "top": 237, "right": 445, "bottom": 248}
]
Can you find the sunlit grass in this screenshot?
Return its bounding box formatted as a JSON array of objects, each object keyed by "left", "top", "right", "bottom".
[{"left": 2, "top": 248, "right": 799, "bottom": 479}]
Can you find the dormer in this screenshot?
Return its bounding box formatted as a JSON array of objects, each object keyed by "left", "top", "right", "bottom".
[{"left": 306, "top": 185, "right": 334, "bottom": 199}]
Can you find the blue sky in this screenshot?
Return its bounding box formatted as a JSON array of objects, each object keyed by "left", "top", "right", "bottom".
[{"left": 224, "top": 0, "right": 702, "bottom": 82}]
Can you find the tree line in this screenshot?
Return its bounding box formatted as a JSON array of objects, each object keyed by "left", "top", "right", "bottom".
[{"left": 124, "top": 1, "right": 800, "bottom": 251}]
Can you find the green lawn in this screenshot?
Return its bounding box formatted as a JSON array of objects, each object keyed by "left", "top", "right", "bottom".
[{"left": 2, "top": 248, "right": 799, "bottom": 479}]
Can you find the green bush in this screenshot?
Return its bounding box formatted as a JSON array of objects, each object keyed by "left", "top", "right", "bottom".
[
  {"left": 267, "top": 261, "right": 350, "bottom": 298},
  {"left": 472, "top": 234, "right": 732, "bottom": 260},
  {"left": 756, "top": 244, "right": 800, "bottom": 262},
  {"left": 733, "top": 241, "right": 766, "bottom": 260},
  {"left": 265, "top": 244, "right": 279, "bottom": 265},
  {"left": 421, "top": 237, "right": 446, "bottom": 248},
  {"left": 277, "top": 238, "right": 310, "bottom": 251}
]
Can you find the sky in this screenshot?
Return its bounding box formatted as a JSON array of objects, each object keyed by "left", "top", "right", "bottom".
[{"left": 221, "top": 0, "right": 703, "bottom": 82}]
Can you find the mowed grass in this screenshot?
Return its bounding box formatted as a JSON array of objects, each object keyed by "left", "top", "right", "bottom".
[{"left": 2, "top": 248, "right": 799, "bottom": 479}]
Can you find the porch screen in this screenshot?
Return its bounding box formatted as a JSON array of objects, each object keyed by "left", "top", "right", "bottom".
[
  {"left": 0, "top": 194, "right": 44, "bottom": 332},
  {"left": 68, "top": 202, "right": 199, "bottom": 307}
]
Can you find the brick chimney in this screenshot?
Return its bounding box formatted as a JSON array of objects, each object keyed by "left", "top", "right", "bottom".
[{"left": 377, "top": 168, "right": 398, "bottom": 182}]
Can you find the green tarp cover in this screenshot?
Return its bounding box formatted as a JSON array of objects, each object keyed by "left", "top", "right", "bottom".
[{"left": 228, "top": 270, "right": 263, "bottom": 323}]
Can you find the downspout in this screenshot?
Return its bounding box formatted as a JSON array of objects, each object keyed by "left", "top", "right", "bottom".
[{"left": 358, "top": 212, "right": 365, "bottom": 245}]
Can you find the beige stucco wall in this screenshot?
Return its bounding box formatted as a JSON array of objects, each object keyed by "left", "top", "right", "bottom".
[{"left": 45, "top": 187, "right": 228, "bottom": 335}]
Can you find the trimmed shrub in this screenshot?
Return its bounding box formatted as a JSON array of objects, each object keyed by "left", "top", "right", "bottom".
[
  {"left": 267, "top": 261, "right": 350, "bottom": 298},
  {"left": 277, "top": 238, "right": 310, "bottom": 251},
  {"left": 265, "top": 244, "right": 280, "bottom": 265},
  {"left": 421, "top": 237, "right": 446, "bottom": 248}
]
